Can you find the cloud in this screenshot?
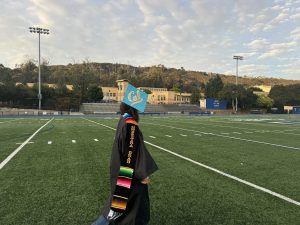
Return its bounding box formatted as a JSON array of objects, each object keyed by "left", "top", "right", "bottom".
[
  {"left": 278, "top": 59, "right": 300, "bottom": 79},
  {"left": 290, "top": 27, "right": 300, "bottom": 41},
  {"left": 246, "top": 39, "right": 270, "bottom": 49},
  {"left": 258, "top": 41, "right": 298, "bottom": 59},
  {"left": 0, "top": 0, "right": 299, "bottom": 80},
  {"left": 224, "top": 64, "right": 270, "bottom": 76}
]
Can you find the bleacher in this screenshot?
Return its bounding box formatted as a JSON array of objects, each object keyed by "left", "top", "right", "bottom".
[
  {"left": 80, "top": 103, "right": 201, "bottom": 114},
  {"left": 80, "top": 103, "right": 120, "bottom": 114}
]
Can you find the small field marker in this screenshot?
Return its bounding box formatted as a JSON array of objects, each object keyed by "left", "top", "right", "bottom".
[
  {"left": 194, "top": 133, "right": 202, "bottom": 136},
  {"left": 165, "top": 135, "right": 172, "bottom": 137},
  {"left": 180, "top": 134, "right": 187, "bottom": 137},
  {"left": 48, "top": 141, "right": 52, "bottom": 145},
  {"left": 16, "top": 142, "right": 34, "bottom": 145},
  {"left": 94, "top": 139, "right": 99, "bottom": 142},
  {"left": 72, "top": 140, "right": 76, "bottom": 143},
  {"left": 149, "top": 136, "right": 156, "bottom": 139},
  {"left": 233, "top": 132, "right": 241, "bottom": 134}
]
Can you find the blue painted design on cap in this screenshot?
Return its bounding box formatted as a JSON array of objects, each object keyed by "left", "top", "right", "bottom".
[{"left": 122, "top": 83, "right": 148, "bottom": 112}]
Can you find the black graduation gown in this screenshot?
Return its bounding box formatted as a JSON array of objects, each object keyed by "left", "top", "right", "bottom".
[{"left": 102, "top": 117, "right": 158, "bottom": 225}]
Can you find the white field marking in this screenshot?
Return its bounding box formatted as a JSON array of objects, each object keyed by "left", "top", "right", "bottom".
[
  {"left": 48, "top": 141, "right": 52, "bottom": 145},
  {"left": 180, "top": 134, "right": 187, "bottom": 137},
  {"left": 165, "top": 135, "right": 172, "bottom": 138},
  {"left": 176, "top": 118, "right": 300, "bottom": 136},
  {"left": 233, "top": 132, "right": 242, "bottom": 135},
  {"left": 94, "top": 139, "right": 99, "bottom": 142},
  {"left": 72, "top": 140, "right": 76, "bottom": 143},
  {"left": 194, "top": 133, "right": 202, "bottom": 136},
  {"left": 16, "top": 142, "right": 34, "bottom": 145},
  {"left": 0, "top": 118, "right": 23, "bottom": 124},
  {"left": 245, "top": 131, "right": 253, "bottom": 134},
  {"left": 82, "top": 117, "right": 300, "bottom": 207},
  {"left": 149, "top": 136, "right": 156, "bottom": 139},
  {"left": 142, "top": 122, "right": 300, "bottom": 151},
  {"left": 0, "top": 118, "right": 54, "bottom": 170}
]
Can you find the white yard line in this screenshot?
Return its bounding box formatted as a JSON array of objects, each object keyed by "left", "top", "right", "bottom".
[
  {"left": 82, "top": 117, "right": 300, "bottom": 207},
  {"left": 149, "top": 136, "right": 156, "bottom": 139},
  {"left": 194, "top": 133, "right": 202, "bottom": 136},
  {"left": 0, "top": 118, "right": 54, "bottom": 170},
  {"left": 180, "top": 134, "right": 187, "bottom": 137},
  {"left": 173, "top": 118, "right": 300, "bottom": 136},
  {"left": 233, "top": 132, "right": 242, "bottom": 134},
  {"left": 144, "top": 122, "right": 300, "bottom": 151},
  {"left": 165, "top": 135, "right": 172, "bottom": 137}
]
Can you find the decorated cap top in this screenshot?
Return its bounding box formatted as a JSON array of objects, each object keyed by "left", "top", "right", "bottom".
[{"left": 122, "top": 83, "right": 148, "bottom": 112}]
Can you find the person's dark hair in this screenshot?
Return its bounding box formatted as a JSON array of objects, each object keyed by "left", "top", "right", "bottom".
[{"left": 120, "top": 102, "right": 139, "bottom": 122}]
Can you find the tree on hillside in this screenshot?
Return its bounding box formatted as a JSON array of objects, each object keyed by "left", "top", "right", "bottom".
[
  {"left": 190, "top": 88, "right": 201, "bottom": 104},
  {"left": 256, "top": 95, "right": 274, "bottom": 109},
  {"left": 205, "top": 75, "right": 224, "bottom": 98},
  {"left": 17, "top": 59, "right": 38, "bottom": 83},
  {"left": 70, "top": 60, "right": 99, "bottom": 102},
  {"left": 269, "top": 84, "right": 300, "bottom": 111},
  {"left": 219, "top": 84, "right": 257, "bottom": 111},
  {"left": 0, "top": 64, "right": 13, "bottom": 85},
  {"left": 86, "top": 85, "right": 103, "bottom": 102}
]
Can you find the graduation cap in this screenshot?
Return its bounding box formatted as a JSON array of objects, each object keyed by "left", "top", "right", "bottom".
[{"left": 122, "top": 83, "right": 148, "bottom": 112}]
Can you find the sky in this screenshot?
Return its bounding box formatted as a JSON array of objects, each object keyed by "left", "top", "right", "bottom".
[{"left": 0, "top": 0, "right": 300, "bottom": 80}]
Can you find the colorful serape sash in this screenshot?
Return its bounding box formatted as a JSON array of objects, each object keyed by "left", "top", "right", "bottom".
[{"left": 111, "top": 114, "right": 139, "bottom": 212}]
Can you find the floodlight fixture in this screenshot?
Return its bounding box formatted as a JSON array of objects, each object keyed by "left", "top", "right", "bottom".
[
  {"left": 233, "top": 55, "right": 244, "bottom": 112},
  {"left": 29, "top": 26, "right": 50, "bottom": 110}
]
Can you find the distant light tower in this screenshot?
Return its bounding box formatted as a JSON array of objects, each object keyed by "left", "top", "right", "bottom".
[
  {"left": 29, "top": 27, "right": 50, "bottom": 110},
  {"left": 233, "top": 55, "right": 243, "bottom": 112}
]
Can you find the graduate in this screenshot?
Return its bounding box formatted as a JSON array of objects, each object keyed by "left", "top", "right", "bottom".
[{"left": 92, "top": 84, "right": 158, "bottom": 225}]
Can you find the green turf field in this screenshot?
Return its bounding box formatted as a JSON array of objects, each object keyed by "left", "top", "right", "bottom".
[{"left": 0, "top": 115, "right": 300, "bottom": 225}]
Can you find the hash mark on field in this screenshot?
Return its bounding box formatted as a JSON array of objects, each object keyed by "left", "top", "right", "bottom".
[
  {"left": 1, "top": 118, "right": 54, "bottom": 170},
  {"left": 149, "top": 136, "right": 156, "bottom": 139},
  {"left": 48, "top": 141, "right": 52, "bottom": 145},
  {"left": 16, "top": 142, "right": 34, "bottom": 145},
  {"left": 233, "top": 132, "right": 241, "bottom": 134},
  {"left": 180, "top": 134, "right": 187, "bottom": 137},
  {"left": 165, "top": 135, "right": 172, "bottom": 137},
  {"left": 72, "top": 140, "right": 76, "bottom": 143},
  {"left": 194, "top": 133, "right": 202, "bottom": 136},
  {"left": 94, "top": 139, "right": 99, "bottom": 142}
]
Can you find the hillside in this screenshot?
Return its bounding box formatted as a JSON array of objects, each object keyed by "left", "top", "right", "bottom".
[{"left": 1, "top": 62, "right": 299, "bottom": 92}]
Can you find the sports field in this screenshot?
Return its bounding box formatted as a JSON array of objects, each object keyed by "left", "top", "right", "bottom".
[{"left": 0, "top": 115, "right": 300, "bottom": 225}]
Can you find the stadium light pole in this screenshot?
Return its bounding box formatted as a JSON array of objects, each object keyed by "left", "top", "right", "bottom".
[
  {"left": 29, "top": 27, "right": 50, "bottom": 110},
  {"left": 233, "top": 55, "right": 243, "bottom": 113}
]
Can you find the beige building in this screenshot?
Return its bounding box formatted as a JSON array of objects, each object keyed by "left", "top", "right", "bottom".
[
  {"left": 101, "top": 87, "right": 118, "bottom": 102},
  {"left": 101, "top": 79, "right": 191, "bottom": 104},
  {"left": 253, "top": 85, "right": 272, "bottom": 96}
]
